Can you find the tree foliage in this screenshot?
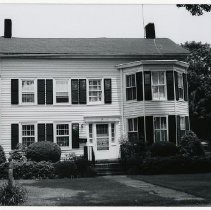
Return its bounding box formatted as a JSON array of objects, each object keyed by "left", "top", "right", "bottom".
[
  {"left": 177, "top": 4, "right": 211, "bottom": 16},
  {"left": 182, "top": 42, "right": 211, "bottom": 141}
]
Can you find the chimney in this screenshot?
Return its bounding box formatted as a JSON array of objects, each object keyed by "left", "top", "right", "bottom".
[
  {"left": 4, "top": 19, "right": 12, "bottom": 38},
  {"left": 145, "top": 23, "right": 155, "bottom": 39}
]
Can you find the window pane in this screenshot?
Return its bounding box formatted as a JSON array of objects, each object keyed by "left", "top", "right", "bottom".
[
  {"left": 131, "top": 74, "right": 136, "bottom": 86},
  {"left": 161, "top": 130, "right": 167, "bottom": 141},
  {"left": 161, "top": 117, "right": 166, "bottom": 129},
  {"left": 152, "top": 72, "right": 159, "bottom": 85},
  {"left": 128, "top": 132, "right": 138, "bottom": 142},
  {"left": 128, "top": 119, "right": 133, "bottom": 131},
  {"left": 155, "top": 130, "right": 160, "bottom": 142},
  {"left": 22, "top": 137, "right": 35, "bottom": 146},
  {"left": 159, "top": 86, "right": 165, "bottom": 99},
  {"left": 22, "top": 94, "right": 34, "bottom": 103},
  {"left": 180, "top": 117, "right": 185, "bottom": 130},
  {"left": 56, "top": 80, "right": 69, "bottom": 103},
  {"left": 57, "top": 137, "right": 69, "bottom": 146},
  {"left": 134, "top": 118, "right": 138, "bottom": 131},
  {"left": 22, "top": 80, "right": 34, "bottom": 92},
  {"left": 152, "top": 86, "right": 159, "bottom": 99},
  {"left": 96, "top": 124, "right": 108, "bottom": 136},
  {"left": 159, "top": 72, "right": 165, "bottom": 84},
  {"left": 154, "top": 117, "right": 160, "bottom": 129}
]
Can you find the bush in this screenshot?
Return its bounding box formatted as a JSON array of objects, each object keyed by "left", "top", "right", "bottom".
[
  {"left": 0, "top": 182, "right": 27, "bottom": 205},
  {"left": 0, "top": 162, "right": 9, "bottom": 179},
  {"left": 13, "top": 161, "right": 55, "bottom": 179},
  {"left": 139, "top": 155, "right": 211, "bottom": 175},
  {"left": 150, "top": 142, "right": 178, "bottom": 157},
  {"left": 120, "top": 137, "right": 147, "bottom": 173},
  {"left": 54, "top": 161, "right": 78, "bottom": 178},
  {"left": 179, "top": 131, "right": 205, "bottom": 157},
  {"left": 0, "top": 145, "right": 6, "bottom": 164},
  {"left": 26, "top": 141, "right": 61, "bottom": 162}
]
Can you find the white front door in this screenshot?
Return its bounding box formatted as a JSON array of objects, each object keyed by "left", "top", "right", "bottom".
[{"left": 92, "top": 123, "right": 118, "bottom": 160}]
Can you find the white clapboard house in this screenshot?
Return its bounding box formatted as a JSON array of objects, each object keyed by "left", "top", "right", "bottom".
[{"left": 0, "top": 20, "right": 189, "bottom": 160}]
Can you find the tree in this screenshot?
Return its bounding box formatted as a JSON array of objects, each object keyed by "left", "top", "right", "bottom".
[
  {"left": 182, "top": 42, "right": 211, "bottom": 142},
  {"left": 177, "top": 4, "right": 211, "bottom": 16}
]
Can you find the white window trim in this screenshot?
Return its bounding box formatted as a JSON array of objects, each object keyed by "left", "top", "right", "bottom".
[
  {"left": 19, "top": 79, "right": 37, "bottom": 105},
  {"left": 87, "top": 78, "right": 104, "bottom": 105},
  {"left": 151, "top": 71, "right": 167, "bottom": 101},
  {"left": 125, "top": 73, "right": 137, "bottom": 101},
  {"left": 19, "top": 122, "right": 37, "bottom": 145},
  {"left": 53, "top": 79, "right": 71, "bottom": 105},
  {"left": 54, "top": 122, "right": 72, "bottom": 149},
  {"left": 153, "top": 116, "right": 168, "bottom": 143}
]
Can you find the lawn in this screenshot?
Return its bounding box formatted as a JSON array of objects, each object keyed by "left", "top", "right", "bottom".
[
  {"left": 0, "top": 174, "right": 211, "bottom": 206},
  {"left": 129, "top": 173, "right": 211, "bottom": 202}
]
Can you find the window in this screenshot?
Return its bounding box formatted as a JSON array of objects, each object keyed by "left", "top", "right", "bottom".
[
  {"left": 89, "top": 124, "right": 93, "bottom": 143},
  {"left": 178, "top": 73, "right": 184, "bottom": 100},
  {"left": 56, "top": 124, "right": 69, "bottom": 146},
  {"left": 21, "top": 80, "right": 35, "bottom": 103},
  {"left": 56, "top": 79, "right": 69, "bottom": 103},
  {"left": 128, "top": 118, "right": 138, "bottom": 142},
  {"left": 22, "top": 124, "right": 35, "bottom": 146},
  {"left": 180, "top": 116, "right": 186, "bottom": 137},
  {"left": 126, "top": 74, "right": 136, "bottom": 100},
  {"left": 88, "top": 79, "right": 102, "bottom": 103},
  {"left": 111, "top": 123, "right": 115, "bottom": 143},
  {"left": 152, "top": 72, "right": 166, "bottom": 100},
  {"left": 154, "top": 117, "right": 167, "bottom": 142}
]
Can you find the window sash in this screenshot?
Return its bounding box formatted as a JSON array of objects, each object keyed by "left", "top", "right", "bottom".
[
  {"left": 56, "top": 80, "right": 69, "bottom": 103},
  {"left": 151, "top": 72, "right": 166, "bottom": 100},
  {"left": 126, "top": 74, "right": 136, "bottom": 100},
  {"left": 56, "top": 124, "right": 69, "bottom": 146},
  {"left": 22, "top": 124, "right": 35, "bottom": 146},
  {"left": 21, "top": 80, "right": 35, "bottom": 103}
]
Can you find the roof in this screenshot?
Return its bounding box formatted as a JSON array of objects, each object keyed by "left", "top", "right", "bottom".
[{"left": 0, "top": 37, "right": 189, "bottom": 58}]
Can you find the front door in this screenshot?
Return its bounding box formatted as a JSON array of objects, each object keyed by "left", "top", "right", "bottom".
[{"left": 93, "top": 123, "right": 117, "bottom": 160}]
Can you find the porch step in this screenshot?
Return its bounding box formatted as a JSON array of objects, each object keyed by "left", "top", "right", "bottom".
[{"left": 94, "top": 161, "right": 123, "bottom": 176}]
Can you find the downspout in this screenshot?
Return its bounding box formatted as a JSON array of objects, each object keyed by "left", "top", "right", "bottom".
[{"left": 120, "top": 68, "right": 125, "bottom": 135}]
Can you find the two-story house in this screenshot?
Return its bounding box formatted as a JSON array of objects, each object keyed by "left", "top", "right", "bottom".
[{"left": 0, "top": 20, "right": 189, "bottom": 160}]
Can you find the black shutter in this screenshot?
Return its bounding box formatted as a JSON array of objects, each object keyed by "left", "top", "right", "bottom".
[
  {"left": 168, "top": 115, "right": 176, "bottom": 144},
  {"left": 84, "top": 146, "right": 88, "bottom": 160},
  {"left": 185, "top": 116, "right": 190, "bottom": 131},
  {"left": 104, "top": 79, "right": 112, "bottom": 104},
  {"left": 177, "top": 115, "right": 181, "bottom": 144},
  {"left": 37, "top": 79, "right": 45, "bottom": 104},
  {"left": 166, "top": 71, "right": 175, "bottom": 100},
  {"left": 144, "top": 71, "right": 152, "bottom": 100},
  {"left": 79, "top": 79, "right": 87, "bottom": 104},
  {"left": 174, "top": 71, "right": 179, "bottom": 101},
  {"left": 11, "top": 79, "right": 19, "bottom": 104},
  {"left": 145, "top": 116, "right": 153, "bottom": 145},
  {"left": 38, "top": 124, "right": 45, "bottom": 142},
  {"left": 11, "top": 124, "right": 19, "bottom": 150},
  {"left": 136, "top": 72, "right": 143, "bottom": 101},
  {"left": 138, "top": 117, "right": 145, "bottom": 141},
  {"left": 46, "top": 79, "right": 53, "bottom": 104},
  {"left": 183, "top": 73, "right": 188, "bottom": 101},
  {"left": 71, "top": 79, "right": 79, "bottom": 104},
  {"left": 46, "top": 123, "right": 53, "bottom": 142},
  {"left": 72, "top": 123, "right": 79, "bottom": 148}
]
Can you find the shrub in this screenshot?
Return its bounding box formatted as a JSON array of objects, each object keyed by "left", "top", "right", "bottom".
[
  {"left": 54, "top": 161, "right": 78, "bottom": 178},
  {"left": 150, "top": 142, "right": 178, "bottom": 157},
  {"left": 10, "top": 143, "right": 27, "bottom": 161},
  {"left": 26, "top": 141, "right": 61, "bottom": 162},
  {"left": 179, "top": 131, "right": 205, "bottom": 157},
  {"left": 120, "top": 137, "right": 147, "bottom": 173},
  {"left": 0, "top": 182, "right": 27, "bottom": 205},
  {"left": 0, "top": 145, "right": 6, "bottom": 164},
  {"left": 0, "top": 162, "right": 9, "bottom": 179},
  {"left": 13, "top": 161, "right": 55, "bottom": 179}
]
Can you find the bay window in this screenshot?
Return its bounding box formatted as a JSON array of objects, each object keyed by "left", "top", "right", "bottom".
[
  {"left": 88, "top": 79, "right": 102, "bottom": 103},
  {"left": 21, "top": 79, "right": 35, "bottom": 104},
  {"left": 178, "top": 73, "right": 184, "bottom": 100},
  {"left": 154, "top": 116, "right": 168, "bottom": 142},
  {"left": 152, "top": 72, "right": 166, "bottom": 100},
  {"left": 126, "top": 74, "right": 136, "bottom": 100}
]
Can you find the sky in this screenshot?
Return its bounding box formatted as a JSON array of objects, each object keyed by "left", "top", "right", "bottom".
[{"left": 0, "top": 4, "right": 210, "bottom": 44}]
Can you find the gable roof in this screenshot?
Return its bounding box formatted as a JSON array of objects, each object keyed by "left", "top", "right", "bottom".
[{"left": 0, "top": 37, "right": 189, "bottom": 58}]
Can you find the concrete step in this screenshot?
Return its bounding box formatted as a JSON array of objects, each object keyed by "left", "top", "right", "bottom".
[{"left": 94, "top": 162, "right": 123, "bottom": 176}]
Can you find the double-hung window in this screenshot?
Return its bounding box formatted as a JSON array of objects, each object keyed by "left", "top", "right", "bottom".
[
  {"left": 152, "top": 72, "right": 166, "bottom": 100},
  {"left": 21, "top": 79, "right": 35, "bottom": 104},
  {"left": 126, "top": 74, "right": 136, "bottom": 100},
  {"left": 88, "top": 79, "right": 102, "bottom": 104},
  {"left": 22, "top": 124, "right": 35, "bottom": 146},
  {"left": 89, "top": 124, "right": 93, "bottom": 143},
  {"left": 154, "top": 117, "right": 167, "bottom": 142},
  {"left": 111, "top": 123, "right": 115, "bottom": 143},
  {"left": 55, "top": 79, "right": 69, "bottom": 103},
  {"left": 56, "top": 124, "right": 69, "bottom": 147},
  {"left": 178, "top": 73, "right": 184, "bottom": 100},
  {"left": 128, "top": 118, "right": 138, "bottom": 142},
  {"left": 180, "top": 116, "right": 186, "bottom": 137}
]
